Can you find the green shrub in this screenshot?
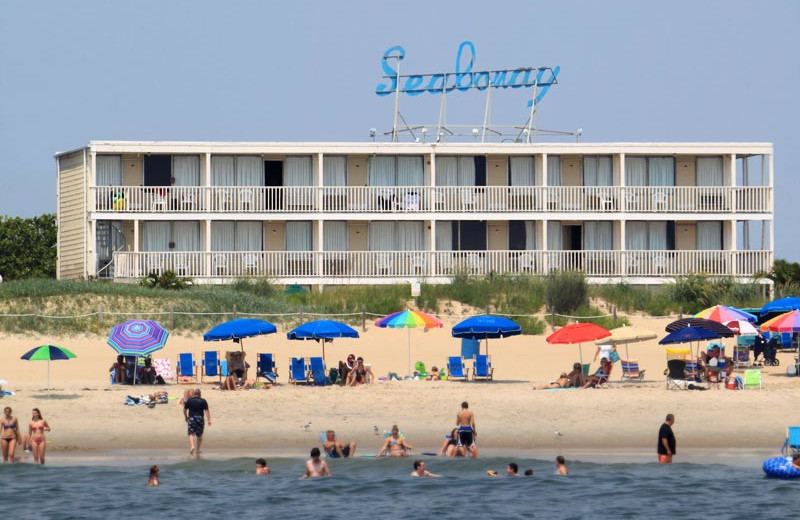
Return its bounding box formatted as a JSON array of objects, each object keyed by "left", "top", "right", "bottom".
[{"left": 544, "top": 270, "right": 587, "bottom": 314}]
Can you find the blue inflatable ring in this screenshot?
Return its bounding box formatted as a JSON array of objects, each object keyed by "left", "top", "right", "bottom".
[{"left": 763, "top": 457, "right": 800, "bottom": 479}]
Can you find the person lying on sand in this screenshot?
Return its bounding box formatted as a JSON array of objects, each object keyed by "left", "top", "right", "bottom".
[{"left": 533, "top": 372, "right": 570, "bottom": 390}]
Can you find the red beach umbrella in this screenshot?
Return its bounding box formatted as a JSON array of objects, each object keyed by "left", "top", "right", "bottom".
[{"left": 546, "top": 322, "right": 611, "bottom": 365}]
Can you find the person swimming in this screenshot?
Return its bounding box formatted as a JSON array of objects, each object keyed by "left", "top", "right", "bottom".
[{"left": 147, "top": 465, "right": 160, "bottom": 486}]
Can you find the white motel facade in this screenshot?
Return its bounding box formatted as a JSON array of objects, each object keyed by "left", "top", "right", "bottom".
[{"left": 54, "top": 140, "right": 774, "bottom": 288}]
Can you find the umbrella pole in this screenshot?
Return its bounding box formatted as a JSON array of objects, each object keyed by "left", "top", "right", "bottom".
[
  {"left": 407, "top": 328, "right": 411, "bottom": 378},
  {"left": 578, "top": 343, "right": 584, "bottom": 365},
  {"left": 625, "top": 343, "right": 630, "bottom": 361},
  {"left": 47, "top": 359, "right": 51, "bottom": 392}
]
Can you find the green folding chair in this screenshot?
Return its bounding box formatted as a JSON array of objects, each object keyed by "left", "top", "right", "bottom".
[{"left": 743, "top": 369, "right": 762, "bottom": 390}]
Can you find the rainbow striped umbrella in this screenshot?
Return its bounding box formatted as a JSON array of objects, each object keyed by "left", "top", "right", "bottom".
[
  {"left": 108, "top": 319, "right": 169, "bottom": 357},
  {"left": 760, "top": 310, "right": 800, "bottom": 333},
  {"left": 694, "top": 305, "right": 756, "bottom": 323},
  {"left": 376, "top": 310, "right": 443, "bottom": 377}
]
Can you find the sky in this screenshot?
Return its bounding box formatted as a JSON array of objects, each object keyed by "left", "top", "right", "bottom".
[{"left": 1, "top": 0, "right": 798, "bottom": 259}]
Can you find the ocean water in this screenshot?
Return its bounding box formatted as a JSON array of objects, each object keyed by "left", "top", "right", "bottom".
[{"left": 1, "top": 455, "right": 797, "bottom": 519}]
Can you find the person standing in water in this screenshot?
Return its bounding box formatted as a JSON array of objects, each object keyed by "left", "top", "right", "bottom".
[
  {"left": 658, "top": 414, "right": 676, "bottom": 464},
  {"left": 147, "top": 465, "right": 160, "bottom": 486},
  {"left": 2, "top": 407, "right": 20, "bottom": 463},
  {"left": 456, "top": 401, "right": 478, "bottom": 458},
  {"left": 302, "top": 447, "right": 331, "bottom": 478},
  {"left": 29, "top": 408, "right": 50, "bottom": 465},
  {"left": 555, "top": 455, "right": 569, "bottom": 475}
]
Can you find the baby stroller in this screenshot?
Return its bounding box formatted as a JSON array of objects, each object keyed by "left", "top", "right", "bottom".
[{"left": 757, "top": 336, "right": 780, "bottom": 366}]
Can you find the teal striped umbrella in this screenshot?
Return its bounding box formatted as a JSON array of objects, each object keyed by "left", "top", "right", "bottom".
[{"left": 20, "top": 345, "right": 77, "bottom": 390}]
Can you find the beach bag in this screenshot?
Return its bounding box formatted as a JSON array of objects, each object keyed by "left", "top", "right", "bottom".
[
  {"left": 609, "top": 350, "right": 620, "bottom": 363},
  {"left": 328, "top": 368, "right": 339, "bottom": 384}
]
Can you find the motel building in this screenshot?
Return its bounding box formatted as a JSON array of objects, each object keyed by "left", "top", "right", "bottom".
[{"left": 54, "top": 140, "right": 774, "bottom": 289}]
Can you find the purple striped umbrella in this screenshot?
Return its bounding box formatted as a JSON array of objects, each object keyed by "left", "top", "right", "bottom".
[{"left": 108, "top": 319, "right": 169, "bottom": 357}]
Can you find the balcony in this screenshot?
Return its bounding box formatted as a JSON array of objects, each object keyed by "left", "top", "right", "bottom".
[
  {"left": 91, "top": 185, "right": 772, "bottom": 215},
  {"left": 111, "top": 249, "right": 772, "bottom": 282}
]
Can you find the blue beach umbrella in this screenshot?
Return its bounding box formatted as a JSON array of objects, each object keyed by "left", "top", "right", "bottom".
[
  {"left": 287, "top": 319, "right": 359, "bottom": 363},
  {"left": 452, "top": 315, "right": 522, "bottom": 356},
  {"left": 659, "top": 326, "right": 723, "bottom": 345},
  {"left": 204, "top": 318, "right": 277, "bottom": 342},
  {"left": 760, "top": 297, "right": 800, "bottom": 317}
]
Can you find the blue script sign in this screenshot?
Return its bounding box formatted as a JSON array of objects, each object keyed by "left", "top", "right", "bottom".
[{"left": 375, "top": 41, "right": 560, "bottom": 106}]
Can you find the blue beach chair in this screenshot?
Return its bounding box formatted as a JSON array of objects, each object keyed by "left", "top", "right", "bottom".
[
  {"left": 620, "top": 360, "right": 645, "bottom": 381},
  {"left": 472, "top": 354, "right": 493, "bottom": 381},
  {"left": 447, "top": 356, "right": 468, "bottom": 381},
  {"left": 177, "top": 353, "right": 197, "bottom": 383},
  {"left": 257, "top": 353, "right": 277, "bottom": 383},
  {"left": 201, "top": 351, "right": 220, "bottom": 383},
  {"left": 289, "top": 357, "right": 310, "bottom": 385},
  {"left": 309, "top": 357, "right": 327, "bottom": 386},
  {"left": 782, "top": 427, "right": 800, "bottom": 455}
]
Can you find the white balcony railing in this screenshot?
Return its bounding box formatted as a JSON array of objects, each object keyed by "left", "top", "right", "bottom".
[
  {"left": 111, "top": 249, "right": 773, "bottom": 280},
  {"left": 92, "top": 185, "right": 773, "bottom": 214}
]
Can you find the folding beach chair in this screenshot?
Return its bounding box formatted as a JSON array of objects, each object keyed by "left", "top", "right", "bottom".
[
  {"left": 665, "top": 359, "right": 688, "bottom": 390},
  {"left": 743, "top": 369, "right": 762, "bottom": 390},
  {"left": 256, "top": 353, "right": 277, "bottom": 383},
  {"left": 781, "top": 427, "right": 800, "bottom": 455},
  {"left": 684, "top": 359, "right": 702, "bottom": 382},
  {"left": 620, "top": 360, "right": 645, "bottom": 381},
  {"left": 201, "top": 351, "right": 221, "bottom": 383},
  {"left": 309, "top": 357, "right": 328, "bottom": 386},
  {"left": 177, "top": 353, "right": 197, "bottom": 383},
  {"left": 447, "top": 356, "right": 468, "bottom": 381},
  {"left": 472, "top": 354, "right": 493, "bottom": 381},
  {"left": 733, "top": 345, "right": 750, "bottom": 369},
  {"left": 289, "top": 357, "right": 310, "bottom": 385}
]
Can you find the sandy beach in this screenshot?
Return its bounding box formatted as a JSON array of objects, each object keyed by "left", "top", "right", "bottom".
[{"left": 2, "top": 313, "right": 798, "bottom": 460}]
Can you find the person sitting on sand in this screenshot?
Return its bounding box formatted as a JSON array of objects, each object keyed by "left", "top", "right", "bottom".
[
  {"left": 346, "top": 357, "right": 374, "bottom": 386},
  {"left": 426, "top": 366, "right": 440, "bottom": 380},
  {"left": 255, "top": 458, "right": 271, "bottom": 474},
  {"left": 533, "top": 372, "right": 570, "bottom": 390},
  {"left": 411, "top": 460, "right": 440, "bottom": 477},
  {"left": 302, "top": 447, "right": 331, "bottom": 478},
  {"left": 439, "top": 428, "right": 467, "bottom": 457},
  {"left": 555, "top": 455, "right": 569, "bottom": 475},
  {"left": 338, "top": 354, "right": 356, "bottom": 385},
  {"left": 582, "top": 357, "right": 612, "bottom": 389},
  {"left": 566, "top": 362, "right": 587, "bottom": 388},
  {"left": 323, "top": 430, "right": 356, "bottom": 458},
  {"left": 377, "top": 424, "right": 413, "bottom": 457},
  {"left": 140, "top": 357, "right": 157, "bottom": 385},
  {"left": 147, "top": 465, "right": 160, "bottom": 486},
  {"left": 110, "top": 355, "right": 128, "bottom": 384}
]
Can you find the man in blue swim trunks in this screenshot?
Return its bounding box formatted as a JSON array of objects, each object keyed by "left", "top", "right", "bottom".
[
  {"left": 456, "top": 401, "right": 478, "bottom": 458},
  {"left": 323, "top": 430, "right": 356, "bottom": 458}
]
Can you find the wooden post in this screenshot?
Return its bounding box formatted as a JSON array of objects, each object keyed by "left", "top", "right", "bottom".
[
  {"left": 550, "top": 306, "right": 556, "bottom": 332},
  {"left": 362, "top": 305, "right": 367, "bottom": 332},
  {"left": 170, "top": 304, "right": 175, "bottom": 330},
  {"left": 233, "top": 305, "right": 237, "bottom": 319},
  {"left": 98, "top": 303, "right": 104, "bottom": 326},
  {"left": 612, "top": 306, "right": 617, "bottom": 326}
]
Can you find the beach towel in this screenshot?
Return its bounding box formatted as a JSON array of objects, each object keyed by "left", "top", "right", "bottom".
[{"left": 153, "top": 358, "right": 173, "bottom": 380}]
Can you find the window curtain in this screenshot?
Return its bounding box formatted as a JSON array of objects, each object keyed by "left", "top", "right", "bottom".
[
  {"left": 236, "top": 222, "right": 262, "bottom": 251},
  {"left": 648, "top": 157, "right": 675, "bottom": 186},
  {"left": 525, "top": 221, "right": 536, "bottom": 249},
  {"left": 211, "top": 222, "right": 235, "bottom": 251},
  {"left": 173, "top": 221, "right": 200, "bottom": 251},
  {"left": 284, "top": 156, "right": 313, "bottom": 186},
  {"left": 142, "top": 222, "right": 170, "bottom": 252},
  {"left": 323, "top": 221, "right": 348, "bottom": 251},
  {"left": 510, "top": 157, "right": 534, "bottom": 186},
  {"left": 546, "top": 156, "right": 562, "bottom": 186},
  {"left": 397, "top": 222, "right": 423, "bottom": 251},
  {"left": 583, "top": 221, "right": 612, "bottom": 250},
  {"left": 286, "top": 222, "right": 311, "bottom": 251},
  {"left": 626, "top": 157, "right": 647, "bottom": 186},
  {"left": 583, "top": 156, "right": 612, "bottom": 186},
  {"left": 626, "top": 222, "right": 648, "bottom": 250},
  {"left": 368, "top": 222, "right": 395, "bottom": 250},
  {"left": 547, "top": 221, "right": 562, "bottom": 250},
  {"left": 436, "top": 221, "right": 452, "bottom": 250},
  {"left": 96, "top": 156, "right": 122, "bottom": 186},
  {"left": 323, "top": 156, "right": 346, "bottom": 186},
  {"left": 236, "top": 156, "right": 263, "bottom": 186},
  {"left": 648, "top": 222, "right": 667, "bottom": 250},
  {"left": 172, "top": 156, "right": 200, "bottom": 186},
  {"left": 436, "top": 157, "right": 458, "bottom": 186},
  {"left": 457, "top": 156, "right": 476, "bottom": 186},
  {"left": 697, "top": 221, "right": 722, "bottom": 250},
  {"left": 697, "top": 157, "right": 723, "bottom": 186},
  {"left": 396, "top": 156, "right": 423, "bottom": 186},
  {"left": 211, "top": 156, "right": 235, "bottom": 186},
  {"left": 369, "top": 156, "right": 395, "bottom": 186}
]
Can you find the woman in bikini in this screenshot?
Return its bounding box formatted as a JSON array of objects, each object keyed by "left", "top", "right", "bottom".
[
  {"left": 2, "top": 406, "right": 20, "bottom": 463},
  {"left": 29, "top": 408, "right": 50, "bottom": 465},
  {"left": 533, "top": 372, "right": 570, "bottom": 390},
  {"left": 439, "top": 428, "right": 467, "bottom": 457},
  {"left": 377, "top": 425, "right": 413, "bottom": 457}
]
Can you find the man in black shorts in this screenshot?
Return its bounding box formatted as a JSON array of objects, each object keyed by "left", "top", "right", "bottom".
[
  {"left": 183, "top": 388, "right": 211, "bottom": 458},
  {"left": 456, "top": 401, "right": 478, "bottom": 458}
]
